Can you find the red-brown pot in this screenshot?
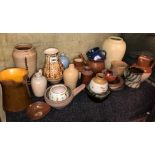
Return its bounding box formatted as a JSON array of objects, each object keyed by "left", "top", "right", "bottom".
[{"left": 87, "top": 60, "right": 105, "bottom": 74}]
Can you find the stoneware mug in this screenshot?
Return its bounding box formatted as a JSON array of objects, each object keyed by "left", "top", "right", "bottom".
[{"left": 124, "top": 67, "right": 144, "bottom": 88}]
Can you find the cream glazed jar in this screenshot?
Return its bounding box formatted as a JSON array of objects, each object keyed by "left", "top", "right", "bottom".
[
  {"left": 89, "top": 73, "right": 108, "bottom": 94},
  {"left": 31, "top": 69, "right": 47, "bottom": 97}
]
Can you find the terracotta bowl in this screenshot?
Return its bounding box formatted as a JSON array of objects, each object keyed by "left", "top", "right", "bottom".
[{"left": 26, "top": 101, "right": 51, "bottom": 121}]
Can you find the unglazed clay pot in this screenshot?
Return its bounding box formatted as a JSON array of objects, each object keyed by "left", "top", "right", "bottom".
[
  {"left": 0, "top": 68, "right": 31, "bottom": 112},
  {"left": 31, "top": 69, "right": 47, "bottom": 97},
  {"left": 111, "top": 60, "right": 128, "bottom": 76},
  {"left": 12, "top": 43, "right": 37, "bottom": 78},
  {"left": 102, "top": 36, "right": 126, "bottom": 69},
  {"left": 132, "top": 55, "right": 155, "bottom": 81},
  {"left": 43, "top": 48, "right": 64, "bottom": 84},
  {"left": 63, "top": 64, "right": 79, "bottom": 90}
]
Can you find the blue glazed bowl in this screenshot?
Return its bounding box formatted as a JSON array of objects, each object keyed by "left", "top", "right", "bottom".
[{"left": 86, "top": 47, "right": 106, "bottom": 61}]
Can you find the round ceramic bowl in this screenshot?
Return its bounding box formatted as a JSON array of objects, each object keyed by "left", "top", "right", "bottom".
[{"left": 49, "top": 84, "right": 69, "bottom": 102}]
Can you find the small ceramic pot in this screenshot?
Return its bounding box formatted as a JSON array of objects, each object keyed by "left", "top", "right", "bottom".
[
  {"left": 87, "top": 60, "right": 105, "bottom": 74},
  {"left": 89, "top": 73, "right": 108, "bottom": 94},
  {"left": 81, "top": 66, "right": 93, "bottom": 85},
  {"left": 73, "top": 58, "right": 84, "bottom": 71},
  {"left": 102, "top": 69, "right": 117, "bottom": 83},
  {"left": 86, "top": 47, "right": 106, "bottom": 61},
  {"left": 111, "top": 60, "right": 128, "bottom": 76},
  {"left": 124, "top": 67, "right": 144, "bottom": 88},
  {"left": 59, "top": 53, "right": 70, "bottom": 69},
  {"left": 49, "top": 84, "right": 70, "bottom": 101}
]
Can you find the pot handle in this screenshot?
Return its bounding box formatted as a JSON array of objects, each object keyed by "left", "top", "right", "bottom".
[{"left": 72, "top": 84, "right": 85, "bottom": 97}]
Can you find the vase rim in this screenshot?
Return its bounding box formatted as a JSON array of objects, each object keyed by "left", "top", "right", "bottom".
[
  {"left": 14, "top": 43, "right": 33, "bottom": 51},
  {"left": 109, "top": 36, "right": 123, "bottom": 41},
  {"left": 44, "top": 48, "right": 59, "bottom": 55}
]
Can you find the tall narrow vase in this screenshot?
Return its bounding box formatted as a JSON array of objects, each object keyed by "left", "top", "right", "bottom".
[{"left": 102, "top": 36, "right": 126, "bottom": 69}]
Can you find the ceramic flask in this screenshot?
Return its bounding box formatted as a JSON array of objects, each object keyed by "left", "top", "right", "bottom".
[
  {"left": 89, "top": 73, "right": 108, "bottom": 94},
  {"left": 102, "top": 36, "right": 126, "bottom": 69},
  {"left": 63, "top": 64, "right": 79, "bottom": 90},
  {"left": 59, "top": 53, "right": 70, "bottom": 69},
  {"left": 31, "top": 69, "right": 47, "bottom": 97}
]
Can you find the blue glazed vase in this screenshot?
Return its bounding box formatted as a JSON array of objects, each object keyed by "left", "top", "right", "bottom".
[{"left": 59, "top": 53, "right": 70, "bottom": 69}]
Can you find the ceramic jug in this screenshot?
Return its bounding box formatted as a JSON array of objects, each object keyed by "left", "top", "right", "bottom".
[
  {"left": 89, "top": 73, "right": 108, "bottom": 94},
  {"left": 31, "top": 69, "right": 47, "bottom": 97},
  {"left": 43, "top": 48, "right": 64, "bottom": 84},
  {"left": 102, "top": 36, "right": 126, "bottom": 69},
  {"left": 133, "top": 55, "right": 155, "bottom": 81},
  {"left": 0, "top": 68, "right": 31, "bottom": 112},
  {"left": 59, "top": 53, "right": 70, "bottom": 69},
  {"left": 124, "top": 67, "right": 144, "bottom": 88},
  {"left": 63, "top": 64, "right": 79, "bottom": 90},
  {"left": 12, "top": 43, "right": 37, "bottom": 78}
]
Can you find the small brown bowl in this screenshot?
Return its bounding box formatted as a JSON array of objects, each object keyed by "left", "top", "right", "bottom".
[{"left": 26, "top": 101, "right": 51, "bottom": 121}]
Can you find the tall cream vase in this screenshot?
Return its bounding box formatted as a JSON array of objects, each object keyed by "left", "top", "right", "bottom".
[
  {"left": 63, "top": 64, "right": 79, "bottom": 90},
  {"left": 102, "top": 36, "right": 126, "bottom": 69}
]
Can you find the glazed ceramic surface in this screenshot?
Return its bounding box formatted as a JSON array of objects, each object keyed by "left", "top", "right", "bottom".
[
  {"left": 81, "top": 66, "right": 93, "bottom": 85},
  {"left": 45, "top": 84, "right": 85, "bottom": 109},
  {"left": 26, "top": 101, "right": 51, "bottom": 120},
  {"left": 31, "top": 69, "right": 47, "bottom": 97},
  {"left": 133, "top": 55, "right": 155, "bottom": 81},
  {"left": 12, "top": 43, "right": 37, "bottom": 78},
  {"left": 102, "top": 36, "right": 126, "bottom": 69},
  {"left": 0, "top": 68, "right": 31, "bottom": 112},
  {"left": 59, "top": 53, "right": 70, "bottom": 69},
  {"left": 87, "top": 60, "right": 105, "bottom": 74},
  {"left": 86, "top": 47, "right": 106, "bottom": 61},
  {"left": 111, "top": 60, "right": 128, "bottom": 76},
  {"left": 89, "top": 73, "right": 108, "bottom": 94},
  {"left": 49, "top": 84, "right": 69, "bottom": 101},
  {"left": 102, "top": 69, "right": 117, "bottom": 83},
  {"left": 63, "top": 64, "right": 79, "bottom": 90},
  {"left": 43, "top": 48, "right": 64, "bottom": 84},
  {"left": 124, "top": 67, "right": 144, "bottom": 88}
]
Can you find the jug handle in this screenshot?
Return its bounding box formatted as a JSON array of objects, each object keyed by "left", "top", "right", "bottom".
[
  {"left": 79, "top": 53, "right": 87, "bottom": 65},
  {"left": 150, "top": 59, "right": 155, "bottom": 69},
  {"left": 72, "top": 84, "right": 85, "bottom": 97}
]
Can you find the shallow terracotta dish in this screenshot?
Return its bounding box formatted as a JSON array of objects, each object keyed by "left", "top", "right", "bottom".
[
  {"left": 26, "top": 101, "right": 51, "bottom": 121},
  {"left": 44, "top": 84, "right": 85, "bottom": 109}
]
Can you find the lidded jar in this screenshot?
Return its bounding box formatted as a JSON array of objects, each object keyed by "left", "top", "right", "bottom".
[
  {"left": 63, "top": 64, "right": 79, "bottom": 90},
  {"left": 12, "top": 43, "right": 37, "bottom": 78},
  {"left": 43, "top": 48, "right": 64, "bottom": 84},
  {"left": 31, "top": 69, "right": 47, "bottom": 97}
]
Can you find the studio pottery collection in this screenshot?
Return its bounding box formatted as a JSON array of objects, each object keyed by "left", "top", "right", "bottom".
[{"left": 0, "top": 35, "right": 155, "bottom": 122}]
